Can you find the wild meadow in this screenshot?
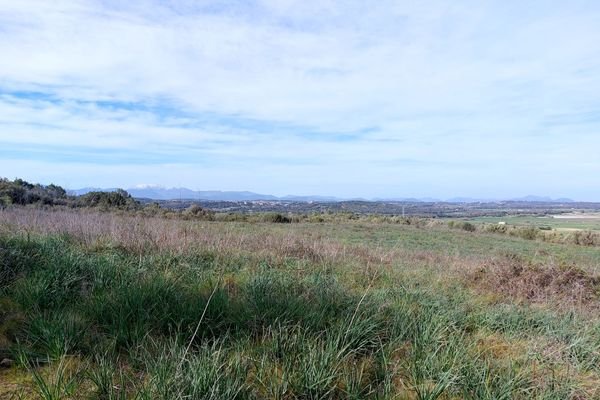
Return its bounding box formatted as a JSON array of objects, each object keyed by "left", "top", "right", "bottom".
[{"left": 1, "top": 207, "right": 599, "bottom": 399}]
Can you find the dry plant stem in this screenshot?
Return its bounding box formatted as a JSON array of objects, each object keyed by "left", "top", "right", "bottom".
[
  {"left": 344, "top": 269, "right": 380, "bottom": 347},
  {"left": 177, "top": 281, "right": 220, "bottom": 373}
]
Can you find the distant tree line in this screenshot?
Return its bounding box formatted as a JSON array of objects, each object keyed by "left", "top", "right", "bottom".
[
  {"left": 78, "top": 189, "right": 139, "bottom": 210},
  {"left": 0, "top": 178, "right": 68, "bottom": 206},
  {"left": 0, "top": 177, "right": 139, "bottom": 210}
]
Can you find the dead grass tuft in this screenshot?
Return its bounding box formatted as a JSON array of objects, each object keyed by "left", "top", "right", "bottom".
[{"left": 467, "top": 254, "right": 600, "bottom": 307}]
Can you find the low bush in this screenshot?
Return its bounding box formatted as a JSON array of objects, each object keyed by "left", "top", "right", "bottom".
[
  {"left": 448, "top": 221, "right": 477, "bottom": 232},
  {"left": 510, "top": 226, "right": 539, "bottom": 240},
  {"left": 485, "top": 223, "right": 508, "bottom": 234},
  {"left": 571, "top": 230, "right": 600, "bottom": 246},
  {"left": 259, "top": 213, "right": 291, "bottom": 223},
  {"left": 77, "top": 190, "right": 139, "bottom": 211}
]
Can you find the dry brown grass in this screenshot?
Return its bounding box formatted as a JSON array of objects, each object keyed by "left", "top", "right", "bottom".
[
  {"left": 0, "top": 208, "right": 403, "bottom": 277},
  {"left": 466, "top": 253, "right": 600, "bottom": 307}
]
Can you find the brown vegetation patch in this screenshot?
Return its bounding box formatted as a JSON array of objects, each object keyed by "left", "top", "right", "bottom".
[
  {"left": 473, "top": 332, "right": 528, "bottom": 362},
  {"left": 0, "top": 298, "right": 24, "bottom": 357},
  {"left": 467, "top": 254, "right": 600, "bottom": 306},
  {"left": 0, "top": 208, "right": 404, "bottom": 270}
]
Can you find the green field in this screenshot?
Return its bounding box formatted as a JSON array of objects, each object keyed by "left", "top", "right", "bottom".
[
  {"left": 1, "top": 208, "right": 600, "bottom": 399},
  {"left": 466, "top": 214, "right": 600, "bottom": 232}
]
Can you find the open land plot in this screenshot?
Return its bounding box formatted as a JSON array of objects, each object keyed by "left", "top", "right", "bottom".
[
  {"left": 1, "top": 207, "right": 599, "bottom": 399},
  {"left": 466, "top": 214, "right": 600, "bottom": 232}
]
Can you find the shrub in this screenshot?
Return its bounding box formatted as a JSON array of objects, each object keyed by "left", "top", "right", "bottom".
[
  {"left": 308, "top": 214, "right": 325, "bottom": 223},
  {"left": 78, "top": 190, "right": 139, "bottom": 210},
  {"left": 260, "top": 213, "right": 291, "bottom": 223},
  {"left": 461, "top": 222, "right": 476, "bottom": 232},
  {"left": 182, "top": 204, "right": 214, "bottom": 220},
  {"left": 485, "top": 224, "right": 507, "bottom": 234},
  {"left": 0, "top": 178, "right": 68, "bottom": 206},
  {"left": 572, "top": 230, "right": 599, "bottom": 246},
  {"left": 448, "top": 221, "right": 476, "bottom": 232},
  {"left": 512, "top": 226, "right": 538, "bottom": 240}
]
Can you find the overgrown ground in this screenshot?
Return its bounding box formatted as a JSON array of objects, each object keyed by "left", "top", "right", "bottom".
[{"left": 1, "top": 208, "right": 599, "bottom": 399}]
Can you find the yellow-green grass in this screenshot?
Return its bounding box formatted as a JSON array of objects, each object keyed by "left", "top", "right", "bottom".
[{"left": 466, "top": 215, "right": 600, "bottom": 232}]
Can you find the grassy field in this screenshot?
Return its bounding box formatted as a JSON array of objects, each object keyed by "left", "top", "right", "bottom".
[
  {"left": 466, "top": 214, "right": 600, "bottom": 232},
  {"left": 1, "top": 208, "right": 600, "bottom": 399}
]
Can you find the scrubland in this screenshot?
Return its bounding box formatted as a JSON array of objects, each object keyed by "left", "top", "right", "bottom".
[{"left": 1, "top": 207, "right": 599, "bottom": 399}]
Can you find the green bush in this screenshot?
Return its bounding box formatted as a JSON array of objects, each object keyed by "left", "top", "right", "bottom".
[
  {"left": 461, "top": 222, "right": 476, "bottom": 232},
  {"left": 512, "top": 226, "right": 539, "bottom": 240},
  {"left": 182, "top": 204, "right": 214, "bottom": 220},
  {"left": 260, "top": 213, "right": 291, "bottom": 223},
  {"left": 485, "top": 223, "right": 507, "bottom": 234},
  {"left": 78, "top": 189, "right": 139, "bottom": 210},
  {"left": 447, "top": 221, "right": 477, "bottom": 232},
  {"left": 0, "top": 178, "right": 68, "bottom": 206}
]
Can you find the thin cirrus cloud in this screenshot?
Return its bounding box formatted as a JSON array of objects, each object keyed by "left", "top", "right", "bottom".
[{"left": 0, "top": 0, "right": 599, "bottom": 199}]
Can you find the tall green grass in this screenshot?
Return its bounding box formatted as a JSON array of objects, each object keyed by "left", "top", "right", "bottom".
[{"left": 1, "top": 233, "right": 598, "bottom": 398}]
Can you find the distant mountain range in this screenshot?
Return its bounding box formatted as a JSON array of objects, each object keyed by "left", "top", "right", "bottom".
[
  {"left": 67, "top": 186, "right": 576, "bottom": 203},
  {"left": 69, "top": 187, "right": 279, "bottom": 201},
  {"left": 443, "top": 196, "right": 575, "bottom": 203}
]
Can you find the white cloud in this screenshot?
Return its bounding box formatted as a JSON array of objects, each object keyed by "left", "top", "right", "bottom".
[{"left": 0, "top": 0, "right": 599, "bottom": 198}]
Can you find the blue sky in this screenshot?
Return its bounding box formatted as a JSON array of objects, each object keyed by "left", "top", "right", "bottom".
[{"left": 0, "top": 1, "right": 599, "bottom": 200}]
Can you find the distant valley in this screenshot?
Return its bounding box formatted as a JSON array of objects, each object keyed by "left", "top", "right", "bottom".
[{"left": 69, "top": 186, "right": 576, "bottom": 203}]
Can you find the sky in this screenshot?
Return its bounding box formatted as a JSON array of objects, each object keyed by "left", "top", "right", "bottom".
[{"left": 0, "top": 1, "right": 599, "bottom": 200}]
